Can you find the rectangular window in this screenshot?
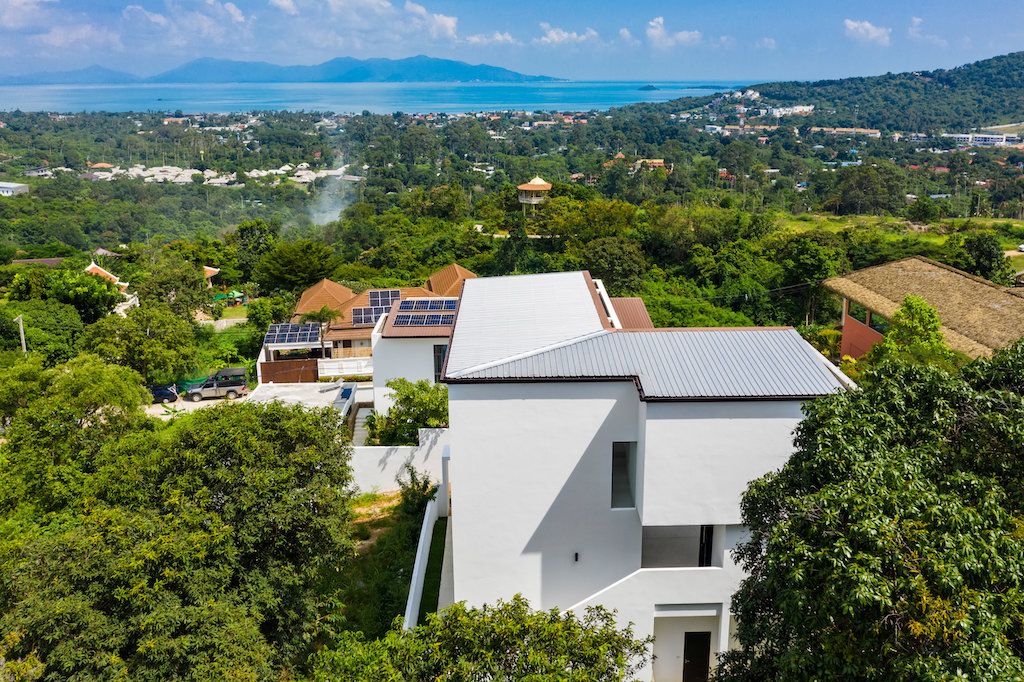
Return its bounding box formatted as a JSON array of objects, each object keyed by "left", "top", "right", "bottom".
[
  {"left": 611, "top": 441, "right": 637, "bottom": 509},
  {"left": 433, "top": 344, "right": 448, "bottom": 383},
  {"left": 698, "top": 525, "right": 714, "bottom": 568}
]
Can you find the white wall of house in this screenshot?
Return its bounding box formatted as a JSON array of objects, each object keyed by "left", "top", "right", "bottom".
[
  {"left": 372, "top": 335, "right": 448, "bottom": 413},
  {"left": 350, "top": 428, "right": 448, "bottom": 492},
  {"left": 641, "top": 401, "right": 805, "bottom": 526},
  {"left": 448, "top": 381, "right": 643, "bottom": 611}
]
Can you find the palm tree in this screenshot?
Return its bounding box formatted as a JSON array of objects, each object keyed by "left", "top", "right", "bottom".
[{"left": 300, "top": 305, "right": 340, "bottom": 359}]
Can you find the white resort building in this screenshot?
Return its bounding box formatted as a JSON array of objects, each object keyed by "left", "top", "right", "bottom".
[{"left": 420, "top": 270, "right": 852, "bottom": 682}]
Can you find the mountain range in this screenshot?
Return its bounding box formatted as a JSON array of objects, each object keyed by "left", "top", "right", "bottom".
[{"left": 0, "top": 56, "right": 556, "bottom": 85}]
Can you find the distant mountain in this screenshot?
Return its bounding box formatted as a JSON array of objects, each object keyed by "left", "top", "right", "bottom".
[
  {"left": 0, "top": 65, "right": 140, "bottom": 86},
  {"left": 148, "top": 56, "right": 556, "bottom": 83},
  {"left": 1, "top": 56, "right": 556, "bottom": 86},
  {"left": 748, "top": 51, "right": 1024, "bottom": 131}
]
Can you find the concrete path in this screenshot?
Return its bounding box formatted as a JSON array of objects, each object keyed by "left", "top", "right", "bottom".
[{"left": 352, "top": 406, "right": 372, "bottom": 446}]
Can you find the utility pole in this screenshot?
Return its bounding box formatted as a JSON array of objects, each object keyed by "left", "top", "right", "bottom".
[{"left": 12, "top": 315, "right": 26, "bottom": 354}]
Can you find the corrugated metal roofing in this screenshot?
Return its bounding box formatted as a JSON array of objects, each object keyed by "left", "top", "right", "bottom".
[
  {"left": 448, "top": 328, "right": 849, "bottom": 400},
  {"left": 444, "top": 271, "right": 606, "bottom": 376}
]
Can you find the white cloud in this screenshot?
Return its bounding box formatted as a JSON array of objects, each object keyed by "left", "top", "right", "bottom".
[
  {"left": 465, "top": 31, "right": 519, "bottom": 46},
  {"left": 535, "top": 22, "right": 598, "bottom": 45},
  {"left": 404, "top": 1, "right": 457, "bottom": 40},
  {"left": 755, "top": 36, "right": 777, "bottom": 50},
  {"left": 0, "top": 0, "right": 54, "bottom": 29},
  {"left": 223, "top": 2, "right": 246, "bottom": 23},
  {"left": 269, "top": 0, "right": 298, "bottom": 15},
  {"left": 34, "top": 23, "right": 123, "bottom": 50},
  {"left": 907, "top": 17, "right": 948, "bottom": 48},
  {"left": 844, "top": 18, "right": 891, "bottom": 46},
  {"left": 717, "top": 35, "right": 736, "bottom": 48},
  {"left": 618, "top": 27, "right": 640, "bottom": 46},
  {"left": 123, "top": 4, "right": 169, "bottom": 28},
  {"left": 646, "top": 16, "right": 701, "bottom": 49}
]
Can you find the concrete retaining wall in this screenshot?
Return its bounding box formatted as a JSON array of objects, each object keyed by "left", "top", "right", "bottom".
[{"left": 350, "top": 428, "right": 449, "bottom": 491}]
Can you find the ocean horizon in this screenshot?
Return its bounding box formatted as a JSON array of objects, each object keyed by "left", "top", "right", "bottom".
[{"left": 0, "top": 80, "right": 752, "bottom": 115}]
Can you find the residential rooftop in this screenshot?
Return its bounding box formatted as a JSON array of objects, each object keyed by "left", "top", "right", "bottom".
[{"left": 824, "top": 256, "right": 1024, "bottom": 357}]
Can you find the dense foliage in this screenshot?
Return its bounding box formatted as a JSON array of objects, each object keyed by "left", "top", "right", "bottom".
[
  {"left": 718, "top": 340, "right": 1024, "bottom": 681},
  {"left": 366, "top": 379, "right": 450, "bottom": 446},
  {"left": 313, "top": 595, "right": 653, "bottom": 681},
  {"left": 0, "top": 356, "right": 355, "bottom": 679}
]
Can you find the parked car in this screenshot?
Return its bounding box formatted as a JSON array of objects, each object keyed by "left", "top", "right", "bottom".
[
  {"left": 184, "top": 368, "right": 249, "bottom": 402},
  {"left": 1017, "top": 244, "right": 1024, "bottom": 252},
  {"left": 148, "top": 384, "right": 179, "bottom": 404}
]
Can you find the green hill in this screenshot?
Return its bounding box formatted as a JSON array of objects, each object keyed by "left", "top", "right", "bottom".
[{"left": 752, "top": 52, "right": 1024, "bottom": 132}]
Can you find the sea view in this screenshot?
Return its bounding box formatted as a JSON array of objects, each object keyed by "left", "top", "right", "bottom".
[{"left": 0, "top": 80, "right": 750, "bottom": 114}]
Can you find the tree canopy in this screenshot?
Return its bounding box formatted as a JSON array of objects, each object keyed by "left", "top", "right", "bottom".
[{"left": 718, "top": 340, "right": 1024, "bottom": 681}]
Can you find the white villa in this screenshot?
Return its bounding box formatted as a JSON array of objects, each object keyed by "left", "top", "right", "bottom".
[{"left": 423, "top": 270, "right": 852, "bottom": 682}]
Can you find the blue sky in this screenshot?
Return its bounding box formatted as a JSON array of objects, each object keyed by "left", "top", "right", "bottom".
[{"left": 2, "top": 0, "right": 1022, "bottom": 80}]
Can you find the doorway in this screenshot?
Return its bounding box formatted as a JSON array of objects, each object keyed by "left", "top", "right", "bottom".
[{"left": 682, "top": 631, "right": 711, "bottom": 682}]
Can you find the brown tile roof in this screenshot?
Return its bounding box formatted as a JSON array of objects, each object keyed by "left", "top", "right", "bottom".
[
  {"left": 292, "top": 279, "right": 356, "bottom": 321},
  {"left": 611, "top": 297, "right": 654, "bottom": 329},
  {"left": 11, "top": 257, "right": 66, "bottom": 267},
  {"left": 824, "top": 256, "right": 1024, "bottom": 358},
  {"left": 322, "top": 286, "right": 435, "bottom": 342},
  {"left": 425, "top": 263, "right": 477, "bottom": 297}
]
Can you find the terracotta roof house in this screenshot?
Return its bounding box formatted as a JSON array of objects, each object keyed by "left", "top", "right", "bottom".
[
  {"left": 292, "top": 278, "right": 356, "bottom": 320},
  {"left": 85, "top": 261, "right": 129, "bottom": 292},
  {"left": 824, "top": 256, "right": 1024, "bottom": 358},
  {"left": 202, "top": 266, "right": 220, "bottom": 288},
  {"left": 425, "top": 263, "right": 477, "bottom": 297}
]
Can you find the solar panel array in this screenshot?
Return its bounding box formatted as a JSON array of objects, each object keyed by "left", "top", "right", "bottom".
[
  {"left": 393, "top": 314, "right": 456, "bottom": 327},
  {"left": 398, "top": 299, "right": 458, "bottom": 312},
  {"left": 264, "top": 323, "right": 321, "bottom": 345},
  {"left": 368, "top": 289, "right": 401, "bottom": 308},
  {"left": 351, "top": 306, "right": 391, "bottom": 326}
]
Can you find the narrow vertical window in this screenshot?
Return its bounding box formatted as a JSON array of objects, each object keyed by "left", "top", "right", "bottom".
[
  {"left": 433, "top": 344, "right": 448, "bottom": 383},
  {"left": 698, "top": 525, "right": 714, "bottom": 567},
  {"left": 611, "top": 441, "right": 637, "bottom": 508}
]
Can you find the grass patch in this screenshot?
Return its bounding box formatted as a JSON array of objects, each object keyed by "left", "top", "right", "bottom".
[
  {"left": 418, "top": 517, "right": 447, "bottom": 623},
  {"left": 219, "top": 305, "right": 248, "bottom": 319}
]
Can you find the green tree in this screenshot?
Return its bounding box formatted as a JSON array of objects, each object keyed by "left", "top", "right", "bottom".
[
  {"left": 718, "top": 342, "right": 1024, "bottom": 681},
  {"left": 366, "top": 379, "right": 448, "bottom": 446},
  {"left": 0, "top": 300, "right": 84, "bottom": 365},
  {"left": 582, "top": 237, "right": 647, "bottom": 295},
  {"left": 228, "top": 219, "right": 280, "bottom": 281},
  {"left": 300, "top": 305, "right": 340, "bottom": 358},
  {"left": 79, "top": 304, "right": 197, "bottom": 383},
  {"left": 946, "top": 232, "right": 1014, "bottom": 284},
  {"left": 0, "top": 394, "right": 355, "bottom": 679},
  {"left": 133, "top": 252, "right": 210, "bottom": 319},
  {"left": 246, "top": 295, "right": 293, "bottom": 331},
  {"left": 9, "top": 270, "right": 120, "bottom": 324},
  {"left": 313, "top": 595, "right": 653, "bottom": 681},
  {"left": 256, "top": 240, "right": 336, "bottom": 292}
]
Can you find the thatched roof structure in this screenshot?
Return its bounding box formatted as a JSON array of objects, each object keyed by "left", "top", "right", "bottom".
[{"left": 824, "top": 256, "right": 1024, "bottom": 358}]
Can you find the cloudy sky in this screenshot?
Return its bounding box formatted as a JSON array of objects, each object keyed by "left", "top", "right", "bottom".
[{"left": 1, "top": 0, "right": 1022, "bottom": 80}]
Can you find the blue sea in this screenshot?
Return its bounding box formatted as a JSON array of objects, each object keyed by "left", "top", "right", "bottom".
[{"left": 0, "top": 81, "right": 749, "bottom": 114}]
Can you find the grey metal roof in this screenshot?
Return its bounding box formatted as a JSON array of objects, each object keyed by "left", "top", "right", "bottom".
[{"left": 446, "top": 328, "right": 850, "bottom": 400}]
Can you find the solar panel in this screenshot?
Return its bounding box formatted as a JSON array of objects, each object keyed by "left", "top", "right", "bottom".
[
  {"left": 391, "top": 313, "right": 456, "bottom": 328},
  {"left": 264, "top": 322, "right": 321, "bottom": 345},
  {"left": 351, "top": 306, "right": 391, "bottom": 326},
  {"left": 399, "top": 298, "right": 458, "bottom": 312},
  {"left": 368, "top": 289, "right": 401, "bottom": 308}
]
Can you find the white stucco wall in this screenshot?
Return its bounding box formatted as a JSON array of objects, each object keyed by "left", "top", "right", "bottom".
[
  {"left": 448, "top": 381, "right": 643, "bottom": 611},
  {"left": 350, "top": 428, "right": 448, "bottom": 492},
  {"left": 372, "top": 335, "right": 448, "bottom": 414},
  {"left": 641, "top": 401, "right": 805, "bottom": 526}
]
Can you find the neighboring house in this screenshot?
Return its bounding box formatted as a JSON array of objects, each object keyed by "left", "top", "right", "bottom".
[
  {"left": 425, "top": 262, "right": 477, "bottom": 297},
  {"left": 439, "top": 270, "right": 850, "bottom": 682},
  {"left": 824, "top": 256, "right": 1024, "bottom": 359},
  {"left": 371, "top": 296, "right": 459, "bottom": 414},
  {"left": 0, "top": 182, "right": 29, "bottom": 197},
  {"left": 85, "top": 261, "right": 129, "bottom": 293},
  {"left": 259, "top": 264, "right": 476, "bottom": 384}
]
